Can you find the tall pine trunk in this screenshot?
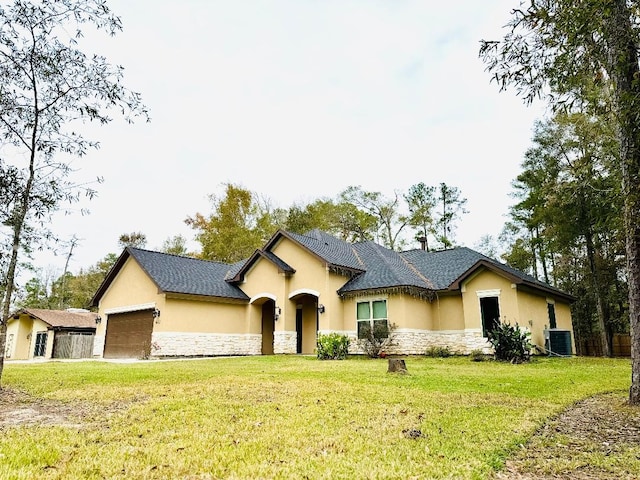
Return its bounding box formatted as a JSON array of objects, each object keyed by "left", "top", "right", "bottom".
[
  {"left": 603, "top": 0, "right": 640, "bottom": 404},
  {"left": 585, "top": 226, "right": 611, "bottom": 357}
]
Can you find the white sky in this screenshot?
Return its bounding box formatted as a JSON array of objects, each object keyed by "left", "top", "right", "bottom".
[{"left": 32, "top": 0, "right": 547, "bottom": 276}]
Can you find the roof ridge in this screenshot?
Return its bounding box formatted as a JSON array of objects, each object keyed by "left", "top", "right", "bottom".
[{"left": 399, "top": 253, "right": 435, "bottom": 289}]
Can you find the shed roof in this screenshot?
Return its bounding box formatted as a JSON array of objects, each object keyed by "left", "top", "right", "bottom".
[{"left": 13, "top": 308, "right": 98, "bottom": 329}]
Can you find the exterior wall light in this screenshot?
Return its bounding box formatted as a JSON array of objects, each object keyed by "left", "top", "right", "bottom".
[
  {"left": 318, "top": 304, "right": 325, "bottom": 314},
  {"left": 95, "top": 316, "right": 102, "bottom": 325},
  {"left": 153, "top": 308, "right": 161, "bottom": 324},
  {"left": 274, "top": 306, "right": 281, "bottom": 321}
]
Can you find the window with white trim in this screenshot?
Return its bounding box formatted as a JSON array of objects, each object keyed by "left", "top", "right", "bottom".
[{"left": 357, "top": 299, "right": 388, "bottom": 339}]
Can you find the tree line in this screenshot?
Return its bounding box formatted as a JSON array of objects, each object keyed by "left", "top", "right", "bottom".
[
  {"left": 479, "top": 0, "right": 640, "bottom": 403},
  {"left": 16, "top": 182, "right": 469, "bottom": 310}
]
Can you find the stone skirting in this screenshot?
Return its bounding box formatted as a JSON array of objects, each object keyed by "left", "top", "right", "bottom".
[
  {"left": 274, "top": 331, "right": 297, "bottom": 354},
  {"left": 151, "top": 332, "right": 262, "bottom": 357},
  {"left": 389, "top": 329, "right": 492, "bottom": 355},
  {"left": 94, "top": 329, "right": 492, "bottom": 358},
  {"left": 319, "top": 329, "right": 492, "bottom": 356}
]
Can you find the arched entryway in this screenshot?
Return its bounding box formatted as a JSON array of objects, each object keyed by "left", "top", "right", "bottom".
[
  {"left": 250, "top": 293, "right": 277, "bottom": 355},
  {"left": 289, "top": 290, "right": 320, "bottom": 355}
]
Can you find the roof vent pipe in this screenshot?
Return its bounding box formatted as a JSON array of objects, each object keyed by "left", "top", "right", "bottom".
[{"left": 417, "top": 236, "right": 427, "bottom": 251}]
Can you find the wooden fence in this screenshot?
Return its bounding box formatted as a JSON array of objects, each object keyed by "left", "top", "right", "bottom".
[
  {"left": 578, "top": 334, "right": 631, "bottom": 357},
  {"left": 52, "top": 333, "right": 94, "bottom": 359}
]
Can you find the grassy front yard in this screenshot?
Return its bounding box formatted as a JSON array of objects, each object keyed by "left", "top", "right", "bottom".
[{"left": 0, "top": 355, "right": 634, "bottom": 479}]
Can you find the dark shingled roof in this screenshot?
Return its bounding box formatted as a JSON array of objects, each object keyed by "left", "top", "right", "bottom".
[
  {"left": 127, "top": 248, "right": 249, "bottom": 300},
  {"left": 338, "top": 241, "right": 433, "bottom": 293},
  {"left": 285, "top": 229, "right": 364, "bottom": 271},
  {"left": 401, "top": 247, "right": 489, "bottom": 290},
  {"left": 92, "top": 231, "right": 573, "bottom": 306},
  {"left": 401, "top": 247, "right": 573, "bottom": 300}
]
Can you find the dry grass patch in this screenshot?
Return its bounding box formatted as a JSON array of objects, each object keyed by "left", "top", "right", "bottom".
[{"left": 494, "top": 391, "right": 640, "bottom": 480}]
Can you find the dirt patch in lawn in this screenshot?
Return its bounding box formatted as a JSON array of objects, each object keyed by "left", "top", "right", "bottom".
[
  {"left": 494, "top": 392, "right": 640, "bottom": 480},
  {"left": 0, "top": 387, "right": 142, "bottom": 430},
  {"left": 2, "top": 387, "right": 640, "bottom": 479}
]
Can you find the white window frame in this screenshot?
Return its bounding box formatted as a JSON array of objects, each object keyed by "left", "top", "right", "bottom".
[{"left": 356, "top": 298, "right": 388, "bottom": 339}]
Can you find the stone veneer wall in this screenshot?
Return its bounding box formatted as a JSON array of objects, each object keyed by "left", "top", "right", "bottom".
[
  {"left": 389, "top": 329, "right": 492, "bottom": 355},
  {"left": 319, "top": 328, "right": 492, "bottom": 356},
  {"left": 274, "top": 331, "right": 297, "bottom": 354},
  {"left": 94, "top": 329, "right": 492, "bottom": 358},
  {"left": 151, "top": 332, "right": 262, "bottom": 357}
]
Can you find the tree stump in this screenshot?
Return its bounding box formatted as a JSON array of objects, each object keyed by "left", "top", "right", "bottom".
[{"left": 387, "top": 358, "right": 408, "bottom": 374}]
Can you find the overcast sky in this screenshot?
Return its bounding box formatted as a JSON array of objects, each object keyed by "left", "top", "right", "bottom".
[{"left": 32, "top": 0, "right": 547, "bottom": 277}]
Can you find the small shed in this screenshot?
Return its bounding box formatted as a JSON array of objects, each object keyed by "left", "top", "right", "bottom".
[{"left": 5, "top": 308, "right": 98, "bottom": 360}]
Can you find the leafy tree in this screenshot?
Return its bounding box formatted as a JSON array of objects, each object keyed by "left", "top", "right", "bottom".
[
  {"left": 479, "top": 0, "right": 640, "bottom": 402},
  {"left": 433, "top": 183, "right": 468, "bottom": 249},
  {"left": 473, "top": 234, "right": 501, "bottom": 260},
  {"left": 16, "top": 252, "right": 118, "bottom": 311},
  {"left": 340, "top": 186, "right": 409, "bottom": 250},
  {"left": 185, "top": 183, "right": 275, "bottom": 263},
  {"left": 508, "top": 113, "right": 623, "bottom": 356},
  {"left": 161, "top": 235, "right": 189, "bottom": 256},
  {"left": 118, "top": 232, "right": 147, "bottom": 249},
  {"left": 286, "top": 199, "right": 377, "bottom": 242},
  {"left": 286, "top": 199, "right": 343, "bottom": 235},
  {"left": 57, "top": 253, "right": 118, "bottom": 308},
  {"left": 404, "top": 182, "right": 436, "bottom": 251},
  {"left": 18, "top": 276, "right": 54, "bottom": 309},
  {"left": 500, "top": 227, "right": 536, "bottom": 275},
  {"left": 0, "top": 0, "right": 148, "bottom": 384}
]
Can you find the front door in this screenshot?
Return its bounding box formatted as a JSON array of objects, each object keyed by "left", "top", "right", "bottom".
[
  {"left": 261, "top": 302, "right": 275, "bottom": 354},
  {"left": 296, "top": 308, "right": 303, "bottom": 354}
]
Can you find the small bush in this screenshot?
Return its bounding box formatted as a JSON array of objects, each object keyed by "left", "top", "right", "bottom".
[
  {"left": 357, "top": 322, "right": 397, "bottom": 358},
  {"left": 316, "top": 333, "right": 350, "bottom": 360},
  {"left": 469, "top": 349, "right": 486, "bottom": 362},
  {"left": 425, "top": 345, "right": 452, "bottom": 358},
  {"left": 487, "top": 322, "right": 531, "bottom": 363}
]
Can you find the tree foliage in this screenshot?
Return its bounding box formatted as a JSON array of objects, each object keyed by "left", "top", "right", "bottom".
[
  {"left": 506, "top": 113, "right": 624, "bottom": 357},
  {"left": 185, "top": 183, "right": 278, "bottom": 263},
  {"left": 286, "top": 199, "right": 377, "bottom": 243},
  {"left": 480, "top": 0, "right": 640, "bottom": 402},
  {"left": 0, "top": 0, "right": 148, "bottom": 384},
  {"left": 187, "top": 182, "right": 470, "bottom": 261},
  {"left": 433, "top": 183, "right": 468, "bottom": 249},
  {"left": 118, "top": 232, "right": 147, "bottom": 250},
  {"left": 339, "top": 186, "right": 410, "bottom": 250},
  {"left": 405, "top": 182, "right": 436, "bottom": 251},
  {"left": 16, "top": 253, "right": 117, "bottom": 311},
  {"left": 161, "top": 235, "right": 189, "bottom": 256}
]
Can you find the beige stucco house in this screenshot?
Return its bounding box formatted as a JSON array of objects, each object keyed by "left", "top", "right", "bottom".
[
  {"left": 5, "top": 308, "right": 98, "bottom": 360},
  {"left": 90, "top": 229, "right": 575, "bottom": 359}
]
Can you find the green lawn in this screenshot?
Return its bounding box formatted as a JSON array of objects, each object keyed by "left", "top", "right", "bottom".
[{"left": 0, "top": 356, "right": 632, "bottom": 479}]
